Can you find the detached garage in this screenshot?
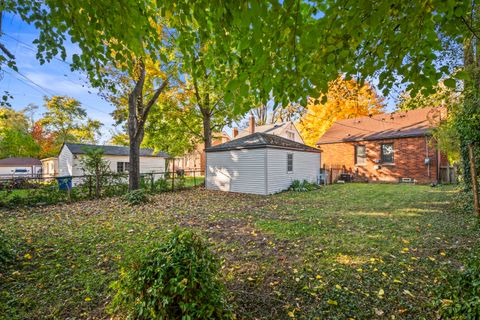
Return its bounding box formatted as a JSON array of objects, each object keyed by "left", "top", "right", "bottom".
[{"left": 206, "top": 132, "right": 320, "bottom": 195}]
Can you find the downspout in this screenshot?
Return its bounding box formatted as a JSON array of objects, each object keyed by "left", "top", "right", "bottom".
[{"left": 425, "top": 136, "right": 430, "bottom": 178}]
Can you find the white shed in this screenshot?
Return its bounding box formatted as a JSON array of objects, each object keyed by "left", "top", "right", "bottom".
[
  {"left": 206, "top": 132, "right": 321, "bottom": 195},
  {"left": 58, "top": 143, "right": 169, "bottom": 178}
]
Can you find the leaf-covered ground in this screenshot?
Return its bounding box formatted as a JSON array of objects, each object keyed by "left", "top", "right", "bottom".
[{"left": 0, "top": 184, "right": 478, "bottom": 319}]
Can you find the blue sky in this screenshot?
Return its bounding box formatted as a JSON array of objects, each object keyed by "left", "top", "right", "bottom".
[
  {"left": 1, "top": 12, "right": 116, "bottom": 142},
  {"left": 1, "top": 12, "right": 398, "bottom": 142}
]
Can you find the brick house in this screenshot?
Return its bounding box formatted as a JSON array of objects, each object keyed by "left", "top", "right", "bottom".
[{"left": 317, "top": 107, "right": 451, "bottom": 184}]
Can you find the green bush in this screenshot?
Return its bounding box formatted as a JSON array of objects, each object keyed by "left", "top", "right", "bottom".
[
  {"left": 289, "top": 179, "right": 319, "bottom": 192},
  {"left": 451, "top": 186, "right": 475, "bottom": 214},
  {"left": 0, "top": 230, "right": 15, "bottom": 271},
  {"left": 175, "top": 175, "right": 186, "bottom": 190},
  {"left": 123, "top": 189, "right": 149, "bottom": 206},
  {"left": 436, "top": 248, "right": 480, "bottom": 319},
  {"left": 109, "top": 229, "right": 233, "bottom": 320},
  {"left": 154, "top": 178, "right": 170, "bottom": 192}
]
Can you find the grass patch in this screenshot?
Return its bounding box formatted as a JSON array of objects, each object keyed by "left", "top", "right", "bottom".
[{"left": 0, "top": 183, "right": 478, "bottom": 319}]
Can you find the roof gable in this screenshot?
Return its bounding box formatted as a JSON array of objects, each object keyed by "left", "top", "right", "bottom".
[
  {"left": 316, "top": 107, "right": 444, "bottom": 145},
  {"left": 63, "top": 143, "right": 169, "bottom": 158},
  {"left": 236, "top": 123, "right": 286, "bottom": 138},
  {"left": 206, "top": 132, "right": 319, "bottom": 153}
]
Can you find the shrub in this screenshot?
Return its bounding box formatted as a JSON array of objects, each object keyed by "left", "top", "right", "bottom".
[
  {"left": 109, "top": 229, "right": 233, "bottom": 320},
  {"left": 154, "top": 178, "right": 170, "bottom": 192},
  {"left": 289, "top": 179, "right": 319, "bottom": 192},
  {"left": 0, "top": 230, "right": 15, "bottom": 271},
  {"left": 175, "top": 175, "right": 186, "bottom": 190},
  {"left": 123, "top": 189, "right": 149, "bottom": 206},
  {"left": 436, "top": 248, "right": 480, "bottom": 319}
]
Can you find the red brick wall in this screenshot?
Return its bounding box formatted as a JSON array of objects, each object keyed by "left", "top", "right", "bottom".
[{"left": 318, "top": 136, "right": 448, "bottom": 184}]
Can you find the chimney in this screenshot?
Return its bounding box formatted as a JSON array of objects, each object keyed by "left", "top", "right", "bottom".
[
  {"left": 249, "top": 114, "right": 255, "bottom": 134},
  {"left": 232, "top": 127, "right": 239, "bottom": 138}
]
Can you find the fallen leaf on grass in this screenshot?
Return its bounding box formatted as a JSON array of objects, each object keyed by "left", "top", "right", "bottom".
[{"left": 327, "top": 299, "right": 338, "bottom": 306}]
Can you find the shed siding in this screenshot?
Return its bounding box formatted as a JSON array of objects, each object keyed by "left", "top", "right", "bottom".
[
  {"left": 58, "top": 146, "right": 75, "bottom": 176},
  {"left": 206, "top": 149, "right": 267, "bottom": 195},
  {"left": 266, "top": 149, "right": 320, "bottom": 194}
]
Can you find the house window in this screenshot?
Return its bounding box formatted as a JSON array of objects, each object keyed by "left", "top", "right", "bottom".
[
  {"left": 381, "top": 143, "right": 394, "bottom": 164},
  {"left": 117, "top": 162, "right": 130, "bottom": 172},
  {"left": 355, "top": 145, "right": 366, "bottom": 165},
  {"left": 286, "top": 131, "right": 295, "bottom": 140},
  {"left": 287, "top": 153, "right": 293, "bottom": 173}
]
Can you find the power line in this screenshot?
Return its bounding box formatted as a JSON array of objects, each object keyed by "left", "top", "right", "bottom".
[
  {"left": 2, "top": 32, "right": 90, "bottom": 88},
  {"left": 3, "top": 68, "right": 112, "bottom": 116}
]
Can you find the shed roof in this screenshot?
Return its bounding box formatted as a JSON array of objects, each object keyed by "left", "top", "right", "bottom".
[
  {"left": 206, "top": 132, "right": 320, "bottom": 153},
  {"left": 64, "top": 143, "right": 169, "bottom": 158},
  {"left": 0, "top": 157, "right": 41, "bottom": 166},
  {"left": 316, "top": 107, "right": 444, "bottom": 145}
]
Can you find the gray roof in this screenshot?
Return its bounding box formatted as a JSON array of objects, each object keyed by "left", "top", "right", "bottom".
[
  {"left": 0, "top": 157, "right": 41, "bottom": 166},
  {"left": 64, "top": 143, "right": 169, "bottom": 158},
  {"left": 205, "top": 132, "right": 320, "bottom": 153}
]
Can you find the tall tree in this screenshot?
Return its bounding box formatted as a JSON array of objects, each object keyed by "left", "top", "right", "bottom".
[
  {"left": 298, "top": 77, "right": 384, "bottom": 146},
  {"left": 40, "top": 96, "right": 103, "bottom": 146},
  {"left": 0, "top": 107, "right": 40, "bottom": 158}
]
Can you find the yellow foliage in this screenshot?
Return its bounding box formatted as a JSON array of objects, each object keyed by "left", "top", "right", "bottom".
[{"left": 298, "top": 76, "right": 384, "bottom": 146}]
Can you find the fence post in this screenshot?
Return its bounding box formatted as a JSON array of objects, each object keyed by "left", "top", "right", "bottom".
[
  {"left": 88, "top": 175, "right": 93, "bottom": 198},
  {"left": 193, "top": 170, "right": 196, "bottom": 187},
  {"left": 150, "top": 172, "right": 154, "bottom": 191},
  {"left": 171, "top": 160, "right": 175, "bottom": 191}
]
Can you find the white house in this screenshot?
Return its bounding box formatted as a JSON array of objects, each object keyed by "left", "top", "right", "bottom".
[
  {"left": 0, "top": 157, "right": 42, "bottom": 178},
  {"left": 41, "top": 157, "right": 59, "bottom": 178},
  {"left": 58, "top": 143, "right": 169, "bottom": 177},
  {"left": 232, "top": 115, "right": 304, "bottom": 143},
  {"left": 206, "top": 132, "right": 320, "bottom": 195}
]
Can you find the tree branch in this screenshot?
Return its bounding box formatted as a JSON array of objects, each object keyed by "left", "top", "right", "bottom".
[
  {"left": 0, "top": 43, "right": 15, "bottom": 60},
  {"left": 462, "top": 16, "right": 480, "bottom": 40}
]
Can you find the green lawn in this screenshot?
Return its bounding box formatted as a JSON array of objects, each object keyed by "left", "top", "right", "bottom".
[{"left": 0, "top": 184, "right": 478, "bottom": 319}]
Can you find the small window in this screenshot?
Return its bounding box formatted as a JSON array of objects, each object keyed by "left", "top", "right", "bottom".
[
  {"left": 381, "top": 143, "right": 394, "bottom": 163},
  {"left": 14, "top": 169, "right": 28, "bottom": 173},
  {"left": 286, "top": 131, "right": 295, "bottom": 140},
  {"left": 355, "top": 145, "right": 366, "bottom": 165},
  {"left": 117, "top": 162, "right": 129, "bottom": 173},
  {"left": 287, "top": 153, "right": 293, "bottom": 173}
]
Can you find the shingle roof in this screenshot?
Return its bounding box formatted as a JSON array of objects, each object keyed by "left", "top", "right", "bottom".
[
  {"left": 236, "top": 123, "right": 287, "bottom": 139},
  {"left": 206, "top": 132, "right": 320, "bottom": 153},
  {"left": 0, "top": 157, "right": 41, "bottom": 166},
  {"left": 316, "top": 107, "right": 444, "bottom": 145},
  {"left": 64, "top": 143, "right": 169, "bottom": 158}
]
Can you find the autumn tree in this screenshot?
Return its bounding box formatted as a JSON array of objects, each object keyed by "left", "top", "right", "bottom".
[
  {"left": 30, "top": 121, "right": 57, "bottom": 158},
  {"left": 0, "top": 107, "right": 39, "bottom": 158},
  {"left": 40, "top": 96, "right": 103, "bottom": 148},
  {"left": 298, "top": 77, "right": 384, "bottom": 146}
]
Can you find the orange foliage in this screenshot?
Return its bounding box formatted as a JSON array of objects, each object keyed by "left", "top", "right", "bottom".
[
  {"left": 298, "top": 77, "right": 385, "bottom": 146},
  {"left": 31, "top": 121, "right": 57, "bottom": 158}
]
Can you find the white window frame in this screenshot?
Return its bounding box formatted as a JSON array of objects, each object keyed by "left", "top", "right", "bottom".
[{"left": 287, "top": 153, "right": 294, "bottom": 173}]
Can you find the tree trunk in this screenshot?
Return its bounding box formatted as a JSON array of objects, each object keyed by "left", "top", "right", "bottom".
[
  {"left": 468, "top": 143, "right": 480, "bottom": 216},
  {"left": 129, "top": 134, "right": 142, "bottom": 190},
  {"left": 202, "top": 110, "right": 212, "bottom": 149},
  {"left": 126, "top": 58, "right": 169, "bottom": 191}
]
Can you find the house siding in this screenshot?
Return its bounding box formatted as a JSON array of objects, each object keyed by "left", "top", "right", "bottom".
[
  {"left": 266, "top": 148, "right": 320, "bottom": 194},
  {"left": 206, "top": 149, "right": 267, "bottom": 195},
  {"left": 319, "top": 136, "right": 447, "bottom": 183},
  {"left": 59, "top": 146, "right": 166, "bottom": 177},
  {"left": 58, "top": 145, "right": 75, "bottom": 176}
]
